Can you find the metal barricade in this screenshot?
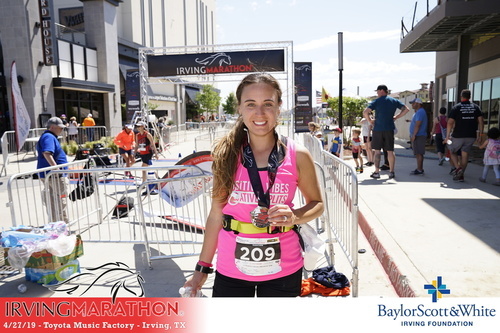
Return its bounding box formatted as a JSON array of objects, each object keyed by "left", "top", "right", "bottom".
[
  {"left": 6, "top": 159, "right": 90, "bottom": 227},
  {"left": 1, "top": 128, "right": 48, "bottom": 176},
  {"left": 7, "top": 164, "right": 207, "bottom": 240},
  {"left": 136, "top": 173, "right": 211, "bottom": 269},
  {"left": 302, "top": 133, "right": 359, "bottom": 297}
]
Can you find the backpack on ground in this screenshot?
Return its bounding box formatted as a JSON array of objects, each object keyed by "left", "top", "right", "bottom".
[{"left": 112, "top": 197, "right": 134, "bottom": 218}]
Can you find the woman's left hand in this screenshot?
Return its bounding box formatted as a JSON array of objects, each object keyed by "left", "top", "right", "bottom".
[{"left": 268, "top": 204, "right": 296, "bottom": 226}]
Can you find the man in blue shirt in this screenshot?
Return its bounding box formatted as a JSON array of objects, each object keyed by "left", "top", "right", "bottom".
[
  {"left": 363, "top": 85, "right": 410, "bottom": 179},
  {"left": 408, "top": 98, "right": 428, "bottom": 175},
  {"left": 37, "top": 117, "right": 69, "bottom": 223}
]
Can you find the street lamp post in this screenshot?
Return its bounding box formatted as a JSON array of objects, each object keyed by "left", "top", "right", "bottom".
[{"left": 338, "top": 32, "right": 343, "bottom": 130}]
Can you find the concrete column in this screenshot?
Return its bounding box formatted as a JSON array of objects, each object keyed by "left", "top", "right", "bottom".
[
  {"left": 1, "top": 0, "right": 55, "bottom": 128},
  {"left": 81, "top": 0, "right": 121, "bottom": 130},
  {"left": 455, "top": 35, "right": 471, "bottom": 101}
]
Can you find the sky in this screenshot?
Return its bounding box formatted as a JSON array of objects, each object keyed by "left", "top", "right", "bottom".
[{"left": 215, "top": 0, "right": 437, "bottom": 103}]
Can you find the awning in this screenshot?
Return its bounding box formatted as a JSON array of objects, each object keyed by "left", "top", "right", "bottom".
[
  {"left": 52, "top": 78, "right": 115, "bottom": 93},
  {"left": 185, "top": 88, "right": 199, "bottom": 103},
  {"left": 119, "top": 58, "right": 139, "bottom": 79}
]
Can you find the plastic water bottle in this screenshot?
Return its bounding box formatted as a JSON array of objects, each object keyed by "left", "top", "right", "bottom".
[{"left": 179, "top": 286, "right": 203, "bottom": 297}]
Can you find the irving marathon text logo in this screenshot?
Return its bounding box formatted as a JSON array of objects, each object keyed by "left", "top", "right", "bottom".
[{"left": 424, "top": 276, "right": 451, "bottom": 302}]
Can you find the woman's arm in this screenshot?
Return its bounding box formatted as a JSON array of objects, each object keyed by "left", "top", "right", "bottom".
[
  {"left": 268, "top": 145, "right": 324, "bottom": 226},
  {"left": 183, "top": 198, "right": 224, "bottom": 295}
]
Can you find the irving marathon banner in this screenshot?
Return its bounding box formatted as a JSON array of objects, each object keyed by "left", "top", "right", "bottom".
[{"left": 147, "top": 50, "right": 285, "bottom": 77}]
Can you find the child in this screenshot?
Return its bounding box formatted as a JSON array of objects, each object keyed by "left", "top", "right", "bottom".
[
  {"left": 351, "top": 128, "right": 363, "bottom": 173},
  {"left": 478, "top": 127, "right": 500, "bottom": 186},
  {"left": 329, "top": 128, "right": 342, "bottom": 157}
]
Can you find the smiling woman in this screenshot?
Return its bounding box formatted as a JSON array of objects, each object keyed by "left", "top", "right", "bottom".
[{"left": 182, "top": 73, "right": 324, "bottom": 297}]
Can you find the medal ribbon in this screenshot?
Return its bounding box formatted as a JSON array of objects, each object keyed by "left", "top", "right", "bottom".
[{"left": 242, "top": 134, "right": 285, "bottom": 208}]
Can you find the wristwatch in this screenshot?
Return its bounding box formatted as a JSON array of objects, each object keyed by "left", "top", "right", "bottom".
[{"left": 195, "top": 263, "right": 214, "bottom": 274}]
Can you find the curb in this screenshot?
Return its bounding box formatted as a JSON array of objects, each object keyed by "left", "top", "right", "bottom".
[{"left": 358, "top": 210, "right": 417, "bottom": 297}]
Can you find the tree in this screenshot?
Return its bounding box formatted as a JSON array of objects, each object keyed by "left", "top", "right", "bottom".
[
  {"left": 196, "top": 84, "right": 221, "bottom": 115},
  {"left": 326, "top": 96, "right": 369, "bottom": 127},
  {"left": 222, "top": 92, "right": 237, "bottom": 115}
]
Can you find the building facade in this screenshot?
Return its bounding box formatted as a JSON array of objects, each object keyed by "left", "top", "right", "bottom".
[
  {"left": 400, "top": 0, "right": 500, "bottom": 132},
  {"left": 0, "top": 0, "right": 216, "bottom": 139}
]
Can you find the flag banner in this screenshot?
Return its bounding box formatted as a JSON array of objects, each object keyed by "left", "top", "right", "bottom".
[
  {"left": 294, "top": 62, "right": 313, "bottom": 133},
  {"left": 321, "top": 86, "right": 329, "bottom": 102},
  {"left": 11, "top": 61, "right": 31, "bottom": 151},
  {"left": 316, "top": 90, "right": 322, "bottom": 104}
]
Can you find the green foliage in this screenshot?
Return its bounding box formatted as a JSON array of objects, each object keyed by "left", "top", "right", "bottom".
[
  {"left": 62, "top": 141, "right": 79, "bottom": 156},
  {"left": 196, "top": 85, "right": 221, "bottom": 114},
  {"left": 326, "top": 96, "right": 370, "bottom": 127},
  {"left": 82, "top": 136, "right": 118, "bottom": 154},
  {"left": 222, "top": 92, "right": 238, "bottom": 115}
]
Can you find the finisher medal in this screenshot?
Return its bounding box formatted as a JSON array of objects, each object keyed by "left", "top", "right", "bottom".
[{"left": 251, "top": 206, "right": 270, "bottom": 228}]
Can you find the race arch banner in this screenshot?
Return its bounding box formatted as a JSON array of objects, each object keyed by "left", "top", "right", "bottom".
[{"left": 147, "top": 50, "right": 285, "bottom": 77}]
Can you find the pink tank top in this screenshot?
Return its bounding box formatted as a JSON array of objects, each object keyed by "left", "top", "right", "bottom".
[{"left": 218, "top": 138, "right": 302, "bottom": 281}]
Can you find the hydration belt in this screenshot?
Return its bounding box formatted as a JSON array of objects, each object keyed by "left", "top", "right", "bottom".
[{"left": 222, "top": 215, "right": 295, "bottom": 234}]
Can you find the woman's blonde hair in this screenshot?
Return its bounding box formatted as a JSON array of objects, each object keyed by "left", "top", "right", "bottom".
[{"left": 211, "top": 73, "right": 283, "bottom": 202}]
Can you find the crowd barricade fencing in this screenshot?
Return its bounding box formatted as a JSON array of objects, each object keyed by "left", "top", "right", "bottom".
[
  {"left": 1, "top": 126, "right": 108, "bottom": 177},
  {"left": 7, "top": 164, "right": 211, "bottom": 261},
  {"left": 302, "top": 133, "right": 359, "bottom": 297}
]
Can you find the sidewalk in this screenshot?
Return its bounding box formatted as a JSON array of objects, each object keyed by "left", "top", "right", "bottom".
[{"left": 352, "top": 140, "right": 500, "bottom": 297}]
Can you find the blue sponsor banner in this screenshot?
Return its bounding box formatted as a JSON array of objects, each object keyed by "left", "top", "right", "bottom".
[
  {"left": 125, "top": 69, "right": 140, "bottom": 122},
  {"left": 294, "top": 62, "right": 312, "bottom": 133}
]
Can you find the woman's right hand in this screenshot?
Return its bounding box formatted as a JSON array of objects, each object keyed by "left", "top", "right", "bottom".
[{"left": 183, "top": 271, "right": 208, "bottom": 296}]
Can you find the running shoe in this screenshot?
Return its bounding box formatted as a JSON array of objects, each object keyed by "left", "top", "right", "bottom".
[
  {"left": 380, "top": 164, "right": 390, "bottom": 171},
  {"left": 370, "top": 172, "right": 380, "bottom": 179},
  {"left": 449, "top": 167, "right": 456, "bottom": 175},
  {"left": 453, "top": 169, "right": 464, "bottom": 182},
  {"left": 479, "top": 177, "right": 486, "bottom": 183},
  {"left": 356, "top": 167, "right": 360, "bottom": 173},
  {"left": 388, "top": 172, "right": 395, "bottom": 179},
  {"left": 438, "top": 158, "right": 445, "bottom": 166},
  {"left": 410, "top": 169, "right": 424, "bottom": 175},
  {"left": 359, "top": 167, "right": 363, "bottom": 174}
]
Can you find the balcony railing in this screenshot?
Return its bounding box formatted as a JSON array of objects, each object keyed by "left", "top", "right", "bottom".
[
  {"left": 55, "top": 23, "right": 86, "bottom": 45},
  {"left": 401, "top": 0, "right": 441, "bottom": 39}
]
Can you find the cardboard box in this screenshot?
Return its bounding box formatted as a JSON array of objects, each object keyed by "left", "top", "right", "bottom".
[
  {"left": 25, "top": 259, "right": 80, "bottom": 285},
  {"left": 3, "top": 235, "right": 84, "bottom": 270}
]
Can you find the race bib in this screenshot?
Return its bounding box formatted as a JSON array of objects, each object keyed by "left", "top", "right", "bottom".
[
  {"left": 235, "top": 236, "right": 281, "bottom": 276},
  {"left": 138, "top": 143, "right": 146, "bottom": 152}
]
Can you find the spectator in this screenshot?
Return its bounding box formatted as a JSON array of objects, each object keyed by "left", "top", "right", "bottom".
[
  {"left": 329, "top": 128, "right": 342, "bottom": 157},
  {"left": 67, "top": 116, "right": 79, "bottom": 142},
  {"left": 408, "top": 98, "right": 428, "bottom": 175},
  {"left": 363, "top": 84, "right": 410, "bottom": 179},
  {"left": 351, "top": 128, "right": 364, "bottom": 173},
  {"left": 82, "top": 113, "right": 96, "bottom": 142},
  {"left": 135, "top": 121, "right": 159, "bottom": 183},
  {"left": 357, "top": 114, "right": 374, "bottom": 166},
  {"left": 478, "top": 127, "right": 500, "bottom": 186},
  {"left": 114, "top": 124, "right": 136, "bottom": 178},
  {"left": 430, "top": 107, "right": 448, "bottom": 166},
  {"left": 444, "top": 89, "right": 484, "bottom": 182},
  {"left": 37, "top": 117, "right": 69, "bottom": 223}
]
